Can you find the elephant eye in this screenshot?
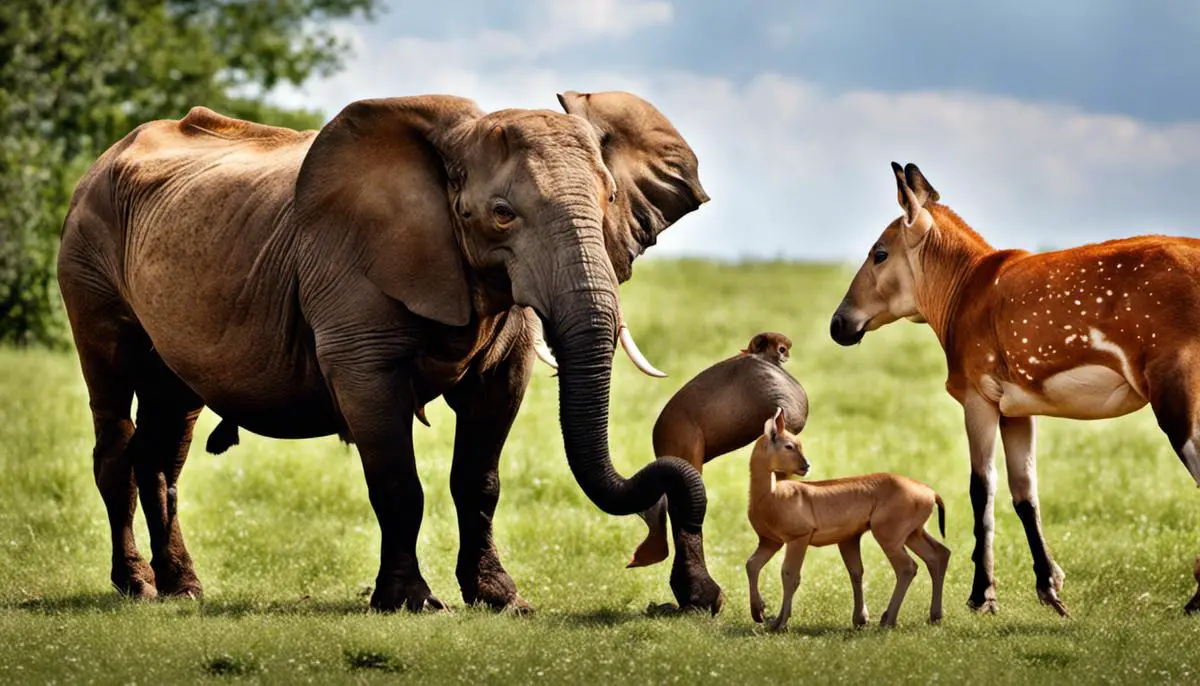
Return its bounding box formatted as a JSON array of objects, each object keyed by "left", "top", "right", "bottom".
[
  {"left": 873, "top": 249, "right": 888, "bottom": 265},
  {"left": 608, "top": 189, "right": 617, "bottom": 203},
  {"left": 492, "top": 201, "right": 517, "bottom": 227}
]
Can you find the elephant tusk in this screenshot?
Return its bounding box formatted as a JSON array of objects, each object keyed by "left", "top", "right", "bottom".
[
  {"left": 530, "top": 317, "right": 559, "bottom": 370},
  {"left": 619, "top": 324, "right": 667, "bottom": 378}
]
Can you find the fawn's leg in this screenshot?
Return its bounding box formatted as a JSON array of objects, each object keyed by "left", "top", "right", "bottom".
[
  {"left": 770, "top": 538, "right": 809, "bottom": 632},
  {"left": 838, "top": 534, "right": 869, "bottom": 627},
  {"left": 875, "top": 532, "right": 918, "bottom": 628},
  {"left": 745, "top": 537, "right": 781, "bottom": 623},
  {"left": 906, "top": 530, "right": 951, "bottom": 624}
]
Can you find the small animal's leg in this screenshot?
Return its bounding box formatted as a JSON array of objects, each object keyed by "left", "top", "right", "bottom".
[
  {"left": 326, "top": 361, "right": 442, "bottom": 613},
  {"left": 1000, "top": 415, "right": 1067, "bottom": 616},
  {"left": 131, "top": 355, "right": 204, "bottom": 598},
  {"left": 875, "top": 535, "right": 918, "bottom": 628},
  {"left": 907, "top": 530, "right": 951, "bottom": 624},
  {"left": 1145, "top": 354, "right": 1200, "bottom": 614},
  {"left": 745, "top": 537, "right": 782, "bottom": 623},
  {"left": 838, "top": 534, "right": 869, "bottom": 627},
  {"left": 66, "top": 306, "right": 155, "bottom": 598},
  {"left": 633, "top": 433, "right": 704, "bottom": 569},
  {"left": 769, "top": 538, "right": 808, "bottom": 632},
  {"left": 444, "top": 333, "right": 534, "bottom": 612},
  {"left": 964, "top": 391, "right": 1000, "bottom": 613},
  {"left": 629, "top": 496, "right": 671, "bottom": 568}
]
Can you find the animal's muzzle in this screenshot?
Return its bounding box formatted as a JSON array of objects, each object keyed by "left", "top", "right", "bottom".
[{"left": 829, "top": 312, "right": 865, "bottom": 346}]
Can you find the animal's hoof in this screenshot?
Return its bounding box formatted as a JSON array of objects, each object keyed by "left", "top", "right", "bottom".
[
  {"left": 1050, "top": 563, "right": 1067, "bottom": 594},
  {"left": 1184, "top": 599, "right": 1200, "bottom": 616},
  {"left": 371, "top": 581, "right": 449, "bottom": 614},
  {"left": 750, "top": 601, "right": 765, "bottom": 624},
  {"left": 154, "top": 565, "right": 204, "bottom": 599},
  {"left": 646, "top": 602, "right": 679, "bottom": 617},
  {"left": 501, "top": 595, "right": 535, "bottom": 616},
  {"left": 628, "top": 535, "right": 670, "bottom": 568},
  {"left": 112, "top": 559, "right": 157, "bottom": 600},
  {"left": 462, "top": 570, "right": 524, "bottom": 613},
  {"left": 880, "top": 611, "right": 897, "bottom": 628},
  {"left": 929, "top": 612, "right": 943, "bottom": 625},
  {"left": 852, "top": 610, "right": 870, "bottom": 628},
  {"left": 1037, "top": 586, "right": 1071, "bottom": 618},
  {"left": 767, "top": 618, "right": 788, "bottom": 633},
  {"left": 967, "top": 597, "right": 998, "bottom": 614}
]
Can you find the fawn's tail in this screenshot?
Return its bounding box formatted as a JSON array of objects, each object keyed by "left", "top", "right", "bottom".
[{"left": 934, "top": 493, "right": 946, "bottom": 538}]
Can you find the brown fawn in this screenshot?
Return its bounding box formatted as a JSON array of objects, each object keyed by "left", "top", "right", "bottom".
[{"left": 746, "top": 409, "right": 949, "bottom": 631}]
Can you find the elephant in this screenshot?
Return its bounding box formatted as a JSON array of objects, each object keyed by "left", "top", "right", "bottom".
[{"left": 57, "top": 90, "right": 722, "bottom": 613}]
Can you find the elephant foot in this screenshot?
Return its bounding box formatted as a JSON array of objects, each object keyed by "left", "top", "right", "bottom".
[
  {"left": 111, "top": 557, "right": 157, "bottom": 600},
  {"left": 669, "top": 529, "right": 723, "bottom": 615},
  {"left": 153, "top": 561, "right": 204, "bottom": 599},
  {"left": 460, "top": 567, "right": 532, "bottom": 614},
  {"left": 371, "top": 576, "right": 449, "bottom": 614}
]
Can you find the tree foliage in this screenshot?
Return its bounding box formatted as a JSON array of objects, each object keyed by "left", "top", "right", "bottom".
[{"left": 0, "top": 0, "right": 376, "bottom": 345}]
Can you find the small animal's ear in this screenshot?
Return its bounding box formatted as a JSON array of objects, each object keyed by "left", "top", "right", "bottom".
[
  {"left": 763, "top": 409, "right": 780, "bottom": 441},
  {"left": 748, "top": 333, "right": 768, "bottom": 354},
  {"left": 773, "top": 407, "right": 786, "bottom": 437}
]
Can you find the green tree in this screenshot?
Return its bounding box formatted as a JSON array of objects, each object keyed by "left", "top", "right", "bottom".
[{"left": 0, "top": 0, "right": 377, "bottom": 345}]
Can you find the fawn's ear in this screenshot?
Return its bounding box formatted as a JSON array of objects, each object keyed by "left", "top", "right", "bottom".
[
  {"left": 773, "top": 407, "right": 786, "bottom": 437},
  {"left": 763, "top": 410, "right": 780, "bottom": 441}
]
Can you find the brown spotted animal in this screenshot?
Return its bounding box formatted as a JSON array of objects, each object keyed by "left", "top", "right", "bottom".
[
  {"left": 831, "top": 161, "right": 1200, "bottom": 616},
  {"left": 628, "top": 332, "right": 808, "bottom": 568},
  {"left": 746, "top": 409, "right": 949, "bottom": 631}
]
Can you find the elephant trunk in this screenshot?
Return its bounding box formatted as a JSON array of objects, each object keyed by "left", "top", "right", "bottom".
[{"left": 550, "top": 292, "right": 707, "bottom": 532}]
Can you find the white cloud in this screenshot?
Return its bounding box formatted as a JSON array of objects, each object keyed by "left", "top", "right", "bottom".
[{"left": 273, "top": 3, "right": 1200, "bottom": 261}]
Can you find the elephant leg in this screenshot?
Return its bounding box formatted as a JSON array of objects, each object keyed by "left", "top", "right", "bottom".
[
  {"left": 326, "top": 361, "right": 441, "bottom": 612},
  {"left": 445, "top": 339, "right": 534, "bottom": 612},
  {"left": 66, "top": 299, "right": 155, "bottom": 598},
  {"left": 130, "top": 355, "right": 205, "bottom": 598}
]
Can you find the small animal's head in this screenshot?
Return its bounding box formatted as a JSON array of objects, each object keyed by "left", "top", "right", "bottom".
[
  {"left": 753, "top": 407, "right": 809, "bottom": 477},
  {"left": 742, "top": 332, "right": 792, "bottom": 364},
  {"left": 830, "top": 162, "right": 940, "bottom": 346}
]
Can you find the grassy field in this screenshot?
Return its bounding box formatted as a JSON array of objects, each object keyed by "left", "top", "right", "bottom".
[{"left": 1, "top": 260, "right": 1198, "bottom": 684}]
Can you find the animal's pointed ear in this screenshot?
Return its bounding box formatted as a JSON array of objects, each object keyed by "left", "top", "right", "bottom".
[
  {"left": 295, "top": 96, "right": 483, "bottom": 326},
  {"left": 773, "top": 407, "right": 786, "bottom": 437},
  {"left": 904, "top": 163, "right": 939, "bottom": 205},
  {"left": 892, "top": 161, "right": 934, "bottom": 242},
  {"left": 558, "top": 90, "right": 708, "bottom": 280},
  {"left": 748, "top": 333, "right": 768, "bottom": 354}
]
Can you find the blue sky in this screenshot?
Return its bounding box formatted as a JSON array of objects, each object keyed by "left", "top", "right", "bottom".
[{"left": 276, "top": 0, "right": 1200, "bottom": 260}]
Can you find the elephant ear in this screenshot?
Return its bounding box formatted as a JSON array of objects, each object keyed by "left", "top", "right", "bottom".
[
  {"left": 295, "top": 96, "right": 483, "bottom": 326},
  {"left": 557, "top": 91, "right": 708, "bottom": 280}
]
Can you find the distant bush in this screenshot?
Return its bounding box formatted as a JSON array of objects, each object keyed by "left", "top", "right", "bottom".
[{"left": 0, "top": 0, "right": 378, "bottom": 345}]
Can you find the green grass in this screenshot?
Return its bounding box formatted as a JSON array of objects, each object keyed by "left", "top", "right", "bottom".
[{"left": 2, "top": 260, "right": 1198, "bottom": 684}]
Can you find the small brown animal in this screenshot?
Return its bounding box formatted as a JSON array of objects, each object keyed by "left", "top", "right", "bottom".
[
  {"left": 628, "top": 333, "right": 808, "bottom": 568},
  {"left": 746, "top": 409, "right": 950, "bottom": 631}
]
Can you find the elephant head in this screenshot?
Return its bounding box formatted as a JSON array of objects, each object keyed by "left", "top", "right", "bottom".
[{"left": 293, "top": 92, "right": 715, "bottom": 601}]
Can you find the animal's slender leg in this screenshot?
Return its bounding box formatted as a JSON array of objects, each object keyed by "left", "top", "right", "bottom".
[
  {"left": 906, "top": 530, "right": 951, "bottom": 624},
  {"left": 963, "top": 391, "right": 1000, "bottom": 613},
  {"left": 444, "top": 324, "right": 534, "bottom": 612},
  {"left": 770, "top": 538, "right": 808, "bottom": 632},
  {"left": 1000, "top": 415, "right": 1067, "bottom": 616},
  {"left": 327, "top": 363, "right": 441, "bottom": 612},
  {"left": 131, "top": 354, "right": 205, "bottom": 598},
  {"left": 745, "top": 537, "right": 782, "bottom": 623},
  {"left": 876, "top": 535, "right": 918, "bottom": 628},
  {"left": 838, "top": 534, "right": 869, "bottom": 627},
  {"left": 1145, "top": 353, "right": 1200, "bottom": 614}
]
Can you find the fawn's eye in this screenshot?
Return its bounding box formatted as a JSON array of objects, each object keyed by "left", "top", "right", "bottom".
[
  {"left": 785, "top": 443, "right": 796, "bottom": 451},
  {"left": 873, "top": 249, "right": 888, "bottom": 265}
]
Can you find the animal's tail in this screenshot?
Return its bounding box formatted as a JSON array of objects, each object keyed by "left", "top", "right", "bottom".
[{"left": 935, "top": 493, "right": 946, "bottom": 538}]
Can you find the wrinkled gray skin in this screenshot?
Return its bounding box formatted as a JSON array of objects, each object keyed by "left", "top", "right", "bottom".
[{"left": 57, "top": 91, "right": 721, "bottom": 613}]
